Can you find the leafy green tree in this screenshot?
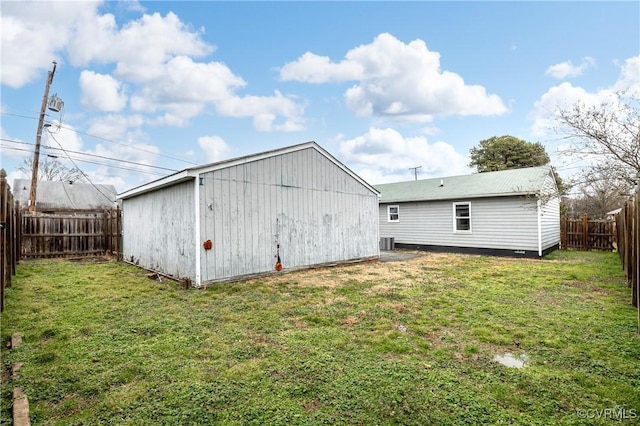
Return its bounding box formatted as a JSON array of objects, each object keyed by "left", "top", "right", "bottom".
[{"left": 469, "top": 135, "right": 550, "bottom": 173}]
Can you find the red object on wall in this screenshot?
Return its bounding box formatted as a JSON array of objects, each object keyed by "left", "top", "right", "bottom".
[{"left": 203, "top": 240, "right": 212, "bottom": 250}]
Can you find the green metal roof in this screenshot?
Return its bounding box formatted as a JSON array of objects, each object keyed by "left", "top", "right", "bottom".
[{"left": 375, "top": 166, "right": 554, "bottom": 203}]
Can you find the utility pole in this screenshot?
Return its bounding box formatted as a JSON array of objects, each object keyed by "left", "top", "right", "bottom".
[
  {"left": 409, "top": 166, "right": 422, "bottom": 181},
  {"left": 28, "top": 61, "right": 57, "bottom": 212}
]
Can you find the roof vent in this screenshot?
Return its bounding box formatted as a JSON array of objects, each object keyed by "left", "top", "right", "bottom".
[{"left": 439, "top": 179, "right": 444, "bottom": 187}]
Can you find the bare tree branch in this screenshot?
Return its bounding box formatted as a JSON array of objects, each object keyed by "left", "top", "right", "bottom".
[{"left": 555, "top": 90, "right": 640, "bottom": 187}]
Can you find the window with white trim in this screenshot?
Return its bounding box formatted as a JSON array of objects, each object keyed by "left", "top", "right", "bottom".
[
  {"left": 388, "top": 205, "right": 399, "bottom": 222},
  {"left": 453, "top": 202, "right": 471, "bottom": 232}
]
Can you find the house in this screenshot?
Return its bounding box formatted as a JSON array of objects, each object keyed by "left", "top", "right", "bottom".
[
  {"left": 375, "top": 166, "right": 560, "bottom": 258},
  {"left": 12, "top": 179, "right": 117, "bottom": 212},
  {"left": 118, "top": 141, "right": 380, "bottom": 286}
]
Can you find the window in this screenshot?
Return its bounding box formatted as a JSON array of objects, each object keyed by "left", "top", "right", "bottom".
[
  {"left": 388, "top": 205, "right": 399, "bottom": 222},
  {"left": 453, "top": 202, "right": 471, "bottom": 232}
]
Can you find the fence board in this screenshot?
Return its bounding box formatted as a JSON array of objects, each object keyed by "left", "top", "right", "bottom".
[
  {"left": 561, "top": 214, "right": 616, "bottom": 251},
  {"left": 21, "top": 209, "right": 121, "bottom": 259},
  {"left": 615, "top": 186, "right": 639, "bottom": 330},
  {"left": 1, "top": 169, "right": 21, "bottom": 312}
]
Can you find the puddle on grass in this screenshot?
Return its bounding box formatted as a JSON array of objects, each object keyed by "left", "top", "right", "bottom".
[{"left": 493, "top": 353, "right": 529, "bottom": 368}]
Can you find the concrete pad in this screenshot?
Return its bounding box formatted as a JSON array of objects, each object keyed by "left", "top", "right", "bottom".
[{"left": 378, "top": 250, "right": 422, "bottom": 263}]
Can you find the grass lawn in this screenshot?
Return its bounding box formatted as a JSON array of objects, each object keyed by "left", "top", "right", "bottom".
[{"left": 1, "top": 250, "right": 639, "bottom": 425}]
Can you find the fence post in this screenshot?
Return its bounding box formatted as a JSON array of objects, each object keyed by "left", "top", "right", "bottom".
[
  {"left": 582, "top": 213, "right": 589, "bottom": 250},
  {"left": 1, "top": 169, "right": 6, "bottom": 311},
  {"left": 634, "top": 176, "right": 639, "bottom": 334}
]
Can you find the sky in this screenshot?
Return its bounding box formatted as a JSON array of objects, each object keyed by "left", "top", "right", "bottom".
[{"left": 1, "top": 1, "right": 639, "bottom": 194}]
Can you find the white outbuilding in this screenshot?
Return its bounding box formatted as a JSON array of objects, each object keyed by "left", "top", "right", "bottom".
[{"left": 119, "top": 141, "right": 379, "bottom": 286}]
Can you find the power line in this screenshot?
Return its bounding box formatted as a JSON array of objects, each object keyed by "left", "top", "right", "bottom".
[
  {"left": 46, "top": 131, "right": 122, "bottom": 204},
  {"left": 1, "top": 138, "right": 179, "bottom": 173},
  {"left": 0, "top": 112, "right": 199, "bottom": 166},
  {"left": 0, "top": 144, "right": 169, "bottom": 177}
]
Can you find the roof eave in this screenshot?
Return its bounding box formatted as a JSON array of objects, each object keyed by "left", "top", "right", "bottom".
[
  {"left": 118, "top": 170, "right": 195, "bottom": 200},
  {"left": 380, "top": 191, "right": 540, "bottom": 204}
]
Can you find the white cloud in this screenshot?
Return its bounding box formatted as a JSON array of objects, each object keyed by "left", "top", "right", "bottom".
[
  {"left": 545, "top": 57, "right": 595, "bottom": 79},
  {"left": 86, "top": 114, "right": 146, "bottom": 141},
  {"left": 43, "top": 122, "right": 84, "bottom": 153},
  {"left": 531, "top": 55, "right": 639, "bottom": 137},
  {"left": 339, "top": 127, "right": 470, "bottom": 184},
  {"left": 68, "top": 11, "right": 213, "bottom": 82},
  {"left": 80, "top": 71, "right": 128, "bottom": 112},
  {"left": 216, "top": 91, "right": 305, "bottom": 132},
  {"left": 2, "top": 2, "right": 306, "bottom": 135},
  {"left": 129, "top": 55, "right": 246, "bottom": 125},
  {"left": 279, "top": 51, "right": 364, "bottom": 83},
  {"left": 612, "top": 56, "right": 640, "bottom": 96},
  {"left": 0, "top": 1, "right": 102, "bottom": 88},
  {"left": 198, "top": 135, "right": 231, "bottom": 163},
  {"left": 280, "top": 33, "right": 507, "bottom": 122}
]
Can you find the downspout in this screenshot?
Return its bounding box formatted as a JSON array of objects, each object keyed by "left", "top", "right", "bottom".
[
  {"left": 537, "top": 198, "right": 542, "bottom": 257},
  {"left": 194, "top": 175, "right": 202, "bottom": 286}
]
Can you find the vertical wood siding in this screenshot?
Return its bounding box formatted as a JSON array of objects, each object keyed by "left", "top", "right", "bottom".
[
  {"left": 379, "top": 196, "right": 542, "bottom": 251},
  {"left": 122, "top": 179, "right": 196, "bottom": 280},
  {"left": 199, "top": 147, "right": 378, "bottom": 283}
]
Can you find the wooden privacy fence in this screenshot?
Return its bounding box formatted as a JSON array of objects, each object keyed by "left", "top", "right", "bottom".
[
  {"left": 616, "top": 190, "right": 639, "bottom": 312},
  {"left": 21, "top": 208, "right": 121, "bottom": 259},
  {"left": 561, "top": 214, "right": 617, "bottom": 251},
  {"left": 1, "top": 169, "right": 21, "bottom": 313}
]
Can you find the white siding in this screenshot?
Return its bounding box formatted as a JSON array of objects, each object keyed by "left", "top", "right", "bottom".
[
  {"left": 540, "top": 173, "right": 561, "bottom": 250},
  {"left": 122, "top": 179, "right": 196, "bottom": 280},
  {"left": 379, "top": 196, "right": 540, "bottom": 252},
  {"left": 199, "top": 147, "right": 378, "bottom": 283}
]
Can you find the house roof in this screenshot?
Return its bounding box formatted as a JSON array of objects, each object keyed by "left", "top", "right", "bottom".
[
  {"left": 375, "top": 166, "right": 555, "bottom": 203},
  {"left": 119, "top": 141, "right": 378, "bottom": 199},
  {"left": 13, "top": 179, "right": 117, "bottom": 211}
]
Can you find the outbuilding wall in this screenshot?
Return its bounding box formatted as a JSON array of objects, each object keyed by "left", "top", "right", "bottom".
[
  {"left": 122, "top": 179, "right": 196, "bottom": 281},
  {"left": 199, "top": 147, "right": 379, "bottom": 283}
]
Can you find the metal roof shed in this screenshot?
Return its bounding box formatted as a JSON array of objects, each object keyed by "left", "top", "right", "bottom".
[
  {"left": 13, "top": 179, "right": 117, "bottom": 211},
  {"left": 118, "top": 141, "right": 380, "bottom": 286}
]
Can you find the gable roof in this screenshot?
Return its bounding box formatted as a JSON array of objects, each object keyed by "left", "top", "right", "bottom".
[
  {"left": 375, "top": 166, "right": 555, "bottom": 203},
  {"left": 119, "top": 141, "right": 378, "bottom": 199},
  {"left": 13, "top": 179, "right": 117, "bottom": 211}
]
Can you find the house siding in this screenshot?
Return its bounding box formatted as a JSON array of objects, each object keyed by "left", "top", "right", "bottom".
[
  {"left": 379, "top": 196, "right": 540, "bottom": 252},
  {"left": 540, "top": 173, "right": 561, "bottom": 250},
  {"left": 122, "top": 179, "right": 196, "bottom": 280},
  {"left": 199, "top": 147, "right": 379, "bottom": 283}
]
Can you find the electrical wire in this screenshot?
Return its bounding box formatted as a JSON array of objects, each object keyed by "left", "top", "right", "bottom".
[
  {"left": 45, "top": 130, "right": 119, "bottom": 205},
  {"left": 0, "top": 111, "right": 199, "bottom": 166},
  {"left": 1, "top": 138, "right": 178, "bottom": 173}
]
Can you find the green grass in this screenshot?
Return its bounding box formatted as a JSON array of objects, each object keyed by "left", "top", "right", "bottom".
[{"left": 1, "top": 251, "right": 639, "bottom": 425}]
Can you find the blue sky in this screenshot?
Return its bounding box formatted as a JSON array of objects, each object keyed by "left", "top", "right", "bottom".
[{"left": 1, "top": 1, "right": 638, "bottom": 193}]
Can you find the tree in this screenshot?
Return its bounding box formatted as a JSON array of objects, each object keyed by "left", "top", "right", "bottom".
[
  {"left": 469, "top": 135, "right": 551, "bottom": 173},
  {"left": 19, "top": 157, "right": 85, "bottom": 183},
  {"left": 561, "top": 171, "right": 633, "bottom": 219},
  {"left": 555, "top": 90, "right": 640, "bottom": 187}
]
